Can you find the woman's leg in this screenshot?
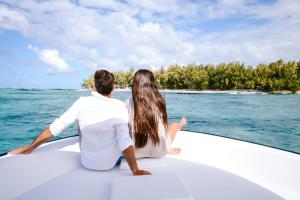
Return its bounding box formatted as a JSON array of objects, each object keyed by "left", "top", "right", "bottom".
[
  {"left": 166, "top": 117, "right": 186, "bottom": 155},
  {"left": 166, "top": 117, "right": 187, "bottom": 141}
]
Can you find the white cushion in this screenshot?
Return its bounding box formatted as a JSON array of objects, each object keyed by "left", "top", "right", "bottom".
[
  {"left": 110, "top": 174, "right": 194, "bottom": 200},
  {"left": 119, "top": 157, "right": 167, "bottom": 170}
]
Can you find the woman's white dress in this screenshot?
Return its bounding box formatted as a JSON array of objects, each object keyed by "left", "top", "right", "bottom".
[{"left": 126, "top": 98, "right": 172, "bottom": 158}]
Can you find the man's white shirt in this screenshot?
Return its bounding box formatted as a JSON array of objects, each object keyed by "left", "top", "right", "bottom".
[{"left": 49, "top": 91, "right": 132, "bottom": 170}]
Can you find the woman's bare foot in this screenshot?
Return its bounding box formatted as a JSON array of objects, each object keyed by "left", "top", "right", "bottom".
[
  {"left": 179, "top": 117, "right": 187, "bottom": 129},
  {"left": 167, "top": 147, "right": 181, "bottom": 155}
]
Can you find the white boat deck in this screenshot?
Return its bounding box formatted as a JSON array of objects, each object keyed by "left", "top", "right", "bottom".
[{"left": 0, "top": 131, "right": 299, "bottom": 200}]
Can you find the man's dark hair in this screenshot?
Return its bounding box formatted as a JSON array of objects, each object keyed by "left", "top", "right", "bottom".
[{"left": 94, "top": 70, "right": 115, "bottom": 95}]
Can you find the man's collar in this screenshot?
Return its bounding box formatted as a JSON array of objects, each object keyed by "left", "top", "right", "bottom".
[{"left": 91, "top": 91, "right": 112, "bottom": 100}]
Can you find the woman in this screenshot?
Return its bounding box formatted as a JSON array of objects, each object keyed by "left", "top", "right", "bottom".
[{"left": 126, "top": 69, "right": 186, "bottom": 158}]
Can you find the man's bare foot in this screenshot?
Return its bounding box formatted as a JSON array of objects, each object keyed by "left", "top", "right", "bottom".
[
  {"left": 179, "top": 117, "right": 187, "bottom": 129},
  {"left": 167, "top": 147, "right": 181, "bottom": 155}
]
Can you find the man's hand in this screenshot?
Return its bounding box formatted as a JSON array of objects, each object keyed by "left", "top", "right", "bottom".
[
  {"left": 9, "top": 127, "right": 53, "bottom": 155},
  {"left": 9, "top": 145, "right": 33, "bottom": 155},
  {"left": 122, "top": 145, "right": 151, "bottom": 176},
  {"left": 132, "top": 169, "right": 151, "bottom": 176}
]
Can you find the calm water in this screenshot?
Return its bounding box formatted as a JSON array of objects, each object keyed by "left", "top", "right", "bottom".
[{"left": 0, "top": 89, "right": 299, "bottom": 154}]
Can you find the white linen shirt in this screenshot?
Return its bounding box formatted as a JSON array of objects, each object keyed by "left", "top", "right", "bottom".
[{"left": 49, "top": 91, "right": 132, "bottom": 170}]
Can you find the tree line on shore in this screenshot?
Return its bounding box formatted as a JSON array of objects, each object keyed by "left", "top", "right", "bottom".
[{"left": 82, "top": 60, "right": 300, "bottom": 92}]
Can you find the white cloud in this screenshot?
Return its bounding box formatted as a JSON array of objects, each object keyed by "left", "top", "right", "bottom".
[
  {"left": 0, "top": 0, "right": 299, "bottom": 72},
  {"left": 247, "top": 0, "right": 300, "bottom": 20},
  {"left": 128, "top": 0, "right": 178, "bottom": 13},
  {"left": 28, "top": 45, "right": 71, "bottom": 73},
  {"left": 194, "top": 16, "right": 300, "bottom": 65},
  {"left": 0, "top": 5, "right": 28, "bottom": 31},
  {"left": 79, "top": 0, "right": 127, "bottom": 11}
]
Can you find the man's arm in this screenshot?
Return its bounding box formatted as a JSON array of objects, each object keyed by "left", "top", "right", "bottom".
[
  {"left": 115, "top": 123, "right": 151, "bottom": 176},
  {"left": 122, "top": 145, "right": 151, "bottom": 176},
  {"left": 9, "top": 128, "right": 53, "bottom": 154},
  {"left": 9, "top": 99, "right": 80, "bottom": 155}
]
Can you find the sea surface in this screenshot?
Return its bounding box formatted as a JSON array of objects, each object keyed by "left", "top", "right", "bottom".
[{"left": 0, "top": 88, "right": 299, "bottom": 154}]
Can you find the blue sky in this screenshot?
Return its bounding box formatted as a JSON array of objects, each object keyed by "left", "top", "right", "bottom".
[{"left": 0, "top": 0, "right": 299, "bottom": 88}]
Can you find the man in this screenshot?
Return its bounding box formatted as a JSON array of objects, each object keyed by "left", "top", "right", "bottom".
[{"left": 10, "top": 70, "right": 150, "bottom": 176}]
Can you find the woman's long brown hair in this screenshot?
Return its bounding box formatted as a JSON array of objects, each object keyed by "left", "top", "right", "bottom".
[{"left": 132, "top": 69, "right": 168, "bottom": 148}]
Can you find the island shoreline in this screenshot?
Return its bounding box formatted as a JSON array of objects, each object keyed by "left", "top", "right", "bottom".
[{"left": 114, "top": 88, "right": 300, "bottom": 94}]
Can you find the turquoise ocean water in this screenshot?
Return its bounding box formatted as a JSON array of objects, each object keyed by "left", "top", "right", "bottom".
[{"left": 0, "top": 89, "right": 299, "bottom": 154}]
